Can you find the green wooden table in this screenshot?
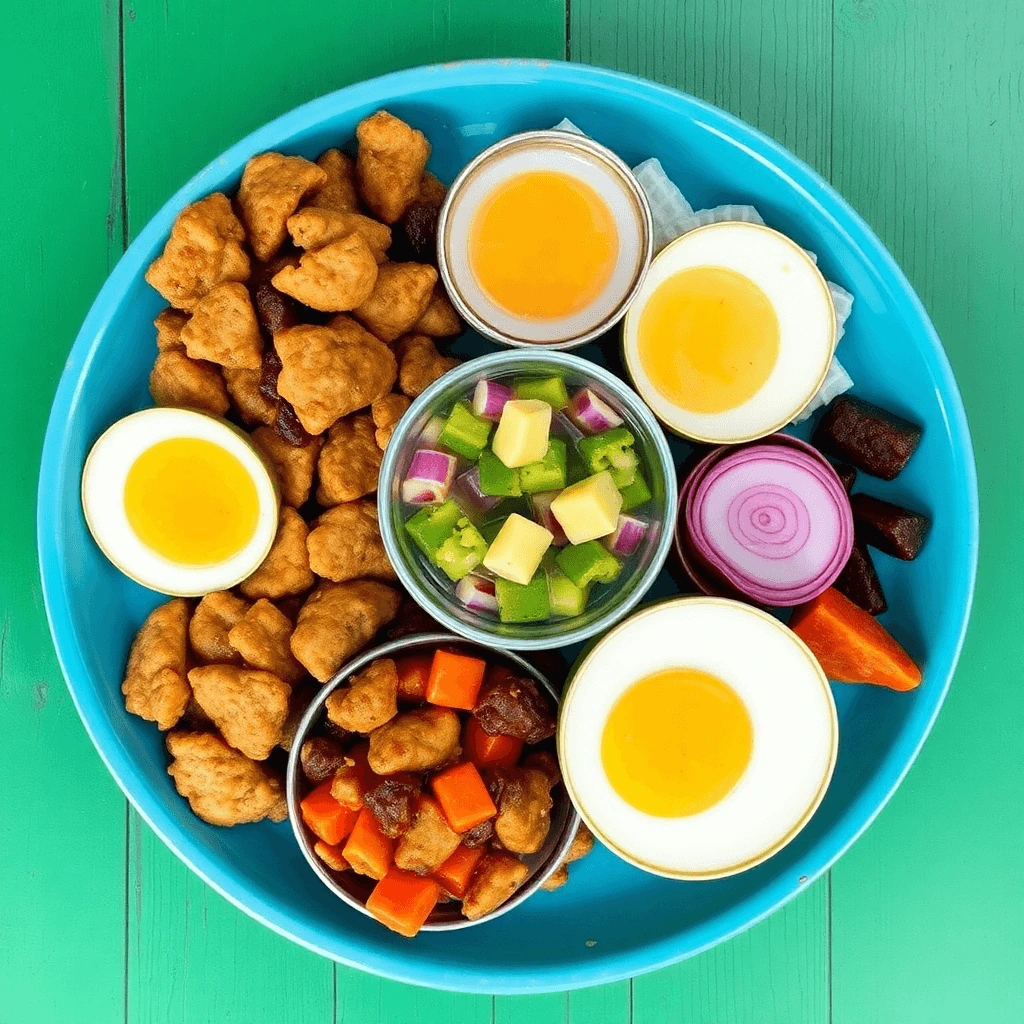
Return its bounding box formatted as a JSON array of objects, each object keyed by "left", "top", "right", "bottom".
[{"left": 2, "top": 1, "right": 1020, "bottom": 1020}]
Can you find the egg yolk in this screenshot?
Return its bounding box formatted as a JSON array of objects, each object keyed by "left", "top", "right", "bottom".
[
  {"left": 123, "top": 437, "right": 260, "bottom": 565},
  {"left": 601, "top": 667, "right": 754, "bottom": 818},
  {"left": 469, "top": 170, "right": 618, "bottom": 321},
  {"left": 637, "top": 265, "right": 780, "bottom": 414}
]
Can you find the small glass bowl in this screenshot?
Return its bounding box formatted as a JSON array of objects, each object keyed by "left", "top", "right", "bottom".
[{"left": 378, "top": 349, "right": 677, "bottom": 651}]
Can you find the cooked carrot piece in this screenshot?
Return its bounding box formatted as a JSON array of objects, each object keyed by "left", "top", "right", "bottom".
[
  {"left": 300, "top": 782, "right": 359, "bottom": 845},
  {"left": 314, "top": 840, "right": 351, "bottom": 872},
  {"left": 431, "top": 761, "right": 497, "bottom": 833},
  {"left": 432, "top": 843, "right": 486, "bottom": 899},
  {"left": 395, "top": 653, "right": 433, "bottom": 702},
  {"left": 463, "top": 716, "right": 523, "bottom": 769},
  {"left": 365, "top": 869, "right": 440, "bottom": 938},
  {"left": 426, "top": 650, "right": 487, "bottom": 711},
  {"left": 343, "top": 806, "right": 395, "bottom": 880},
  {"left": 789, "top": 587, "right": 922, "bottom": 691}
]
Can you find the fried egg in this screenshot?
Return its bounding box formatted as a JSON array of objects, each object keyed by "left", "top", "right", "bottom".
[
  {"left": 558, "top": 597, "right": 837, "bottom": 878},
  {"left": 623, "top": 222, "right": 835, "bottom": 442},
  {"left": 82, "top": 408, "right": 279, "bottom": 596}
]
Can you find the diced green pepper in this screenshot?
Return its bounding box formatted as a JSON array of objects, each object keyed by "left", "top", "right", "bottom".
[
  {"left": 513, "top": 376, "right": 570, "bottom": 410},
  {"left": 495, "top": 570, "right": 550, "bottom": 623},
  {"left": 405, "top": 500, "right": 463, "bottom": 561},
  {"left": 520, "top": 438, "right": 567, "bottom": 494},
  {"left": 577, "top": 427, "right": 638, "bottom": 487},
  {"left": 555, "top": 540, "right": 622, "bottom": 587},
  {"left": 438, "top": 402, "right": 492, "bottom": 461},
  {"left": 566, "top": 444, "right": 590, "bottom": 485},
  {"left": 435, "top": 517, "right": 489, "bottom": 581},
  {"left": 619, "top": 472, "right": 652, "bottom": 512},
  {"left": 478, "top": 448, "right": 522, "bottom": 497},
  {"left": 547, "top": 569, "right": 589, "bottom": 618}
]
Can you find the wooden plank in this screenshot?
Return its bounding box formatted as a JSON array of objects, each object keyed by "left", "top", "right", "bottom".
[
  {"left": 568, "top": 982, "right": 630, "bottom": 1023},
  {"left": 570, "top": 3, "right": 832, "bottom": 1020},
  {"left": 122, "top": 2, "right": 564, "bottom": 1022},
  {"left": 495, "top": 993, "right": 566, "bottom": 1024},
  {"left": 829, "top": 1, "right": 1024, "bottom": 1021},
  {"left": 0, "top": 2, "right": 129, "bottom": 1023}
]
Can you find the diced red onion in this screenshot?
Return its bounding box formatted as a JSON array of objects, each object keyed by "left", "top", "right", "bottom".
[
  {"left": 529, "top": 492, "right": 569, "bottom": 546},
  {"left": 472, "top": 379, "right": 513, "bottom": 421},
  {"left": 605, "top": 514, "right": 648, "bottom": 556},
  {"left": 566, "top": 388, "right": 624, "bottom": 434},
  {"left": 455, "top": 575, "right": 498, "bottom": 613},
  {"left": 452, "top": 466, "right": 500, "bottom": 516},
  {"left": 401, "top": 448, "right": 457, "bottom": 505},
  {"left": 418, "top": 414, "right": 446, "bottom": 447}
]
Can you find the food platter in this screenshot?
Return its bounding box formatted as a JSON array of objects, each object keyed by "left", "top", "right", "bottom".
[{"left": 37, "top": 59, "right": 977, "bottom": 993}]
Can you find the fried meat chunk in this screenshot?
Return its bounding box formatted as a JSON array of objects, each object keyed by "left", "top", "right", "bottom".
[
  {"left": 363, "top": 773, "right": 420, "bottom": 838},
  {"left": 462, "top": 852, "right": 530, "bottom": 920},
  {"left": 240, "top": 507, "right": 315, "bottom": 600},
  {"left": 189, "top": 591, "right": 250, "bottom": 663},
  {"left": 306, "top": 501, "right": 396, "bottom": 583},
  {"left": 370, "top": 393, "right": 410, "bottom": 450},
  {"left": 396, "top": 333, "right": 460, "bottom": 398},
  {"left": 122, "top": 598, "right": 191, "bottom": 731},
  {"left": 237, "top": 152, "right": 327, "bottom": 261},
  {"left": 228, "top": 599, "right": 305, "bottom": 684},
  {"left": 394, "top": 796, "right": 461, "bottom": 873},
  {"left": 145, "top": 193, "right": 249, "bottom": 311},
  {"left": 166, "top": 731, "right": 287, "bottom": 826},
  {"left": 310, "top": 148, "right": 359, "bottom": 214},
  {"left": 271, "top": 234, "right": 379, "bottom": 312},
  {"left": 188, "top": 664, "right": 291, "bottom": 761},
  {"left": 287, "top": 208, "right": 391, "bottom": 263},
  {"left": 224, "top": 366, "right": 278, "bottom": 425},
  {"left": 474, "top": 667, "right": 555, "bottom": 744},
  {"left": 417, "top": 172, "right": 447, "bottom": 205},
  {"left": 367, "top": 706, "right": 460, "bottom": 774},
  {"left": 301, "top": 735, "right": 349, "bottom": 785},
  {"left": 326, "top": 657, "right": 399, "bottom": 733},
  {"left": 353, "top": 262, "right": 437, "bottom": 343},
  {"left": 179, "top": 281, "right": 263, "bottom": 370},
  {"left": 149, "top": 349, "right": 231, "bottom": 416},
  {"left": 541, "top": 822, "right": 594, "bottom": 891},
  {"left": 154, "top": 308, "right": 190, "bottom": 350},
  {"left": 413, "top": 286, "right": 462, "bottom": 337},
  {"left": 290, "top": 580, "right": 401, "bottom": 682},
  {"left": 315, "top": 413, "right": 383, "bottom": 505},
  {"left": 355, "top": 111, "right": 431, "bottom": 224},
  {"left": 493, "top": 767, "right": 554, "bottom": 855},
  {"left": 250, "top": 425, "right": 322, "bottom": 507},
  {"left": 275, "top": 320, "right": 397, "bottom": 435}
]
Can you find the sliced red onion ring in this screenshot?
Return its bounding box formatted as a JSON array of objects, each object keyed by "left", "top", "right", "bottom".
[
  {"left": 605, "top": 514, "right": 649, "bottom": 556},
  {"left": 567, "top": 387, "right": 624, "bottom": 434},
  {"left": 401, "top": 448, "right": 457, "bottom": 505},
  {"left": 455, "top": 575, "right": 498, "bottom": 613},
  {"left": 472, "top": 380, "right": 513, "bottom": 421},
  {"left": 452, "top": 466, "right": 501, "bottom": 517},
  {"left": 529, "top": 491, "right": 569, "bottom": 546}
]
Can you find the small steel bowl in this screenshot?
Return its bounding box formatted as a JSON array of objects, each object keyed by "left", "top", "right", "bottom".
[{"left": 286, "top": 633, "right": 580, "bottom": 932}]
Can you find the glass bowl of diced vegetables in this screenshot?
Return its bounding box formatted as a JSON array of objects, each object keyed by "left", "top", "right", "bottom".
[{"left": 378, "top": 350, "right": 677, "bottom": 650}]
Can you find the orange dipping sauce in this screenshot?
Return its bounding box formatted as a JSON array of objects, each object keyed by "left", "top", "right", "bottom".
[{"left": 469, "top": 170, "right": 618, "bottom": 320}]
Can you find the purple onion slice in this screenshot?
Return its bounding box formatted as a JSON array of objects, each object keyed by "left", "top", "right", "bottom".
[
  {"left": 472, "top": 380, "right": 513, "bottom": 421},
  {"left": 401, "top": 448, "right": 457, "bottom": 505},
  {"left": 566, "top": 387, "right": 624, "bottom": 434},
  {"left": 455, "top": 574, "right": 498, "bottom": 614}
]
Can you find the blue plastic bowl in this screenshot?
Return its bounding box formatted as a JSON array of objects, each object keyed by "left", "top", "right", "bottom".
[{"left": 38, "top": 59, "right": 977, "bottom": 994}]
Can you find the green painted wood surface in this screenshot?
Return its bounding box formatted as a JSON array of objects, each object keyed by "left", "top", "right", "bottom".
[{"left": 2, "top": 0, "right": 1021, "bottom": 1021}]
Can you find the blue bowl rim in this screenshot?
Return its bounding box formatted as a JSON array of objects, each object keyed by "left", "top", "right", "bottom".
[
  {"left": 377, "top": 348, "right": 678, "bottom": 650},
  {"left": 36, "top": 58, "right": 979, "bottom": 994}
]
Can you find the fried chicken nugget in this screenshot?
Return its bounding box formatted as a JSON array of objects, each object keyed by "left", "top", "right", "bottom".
[
  {"left": 290, "top": 580, "right": 401, "bottom": 683},
  {"left": 240, "top": 507, "right": 315, "bottom": 600},
  {"left": 396, "top": 334, "right": 460, "bottom": 398},
  {"left": 287, "top": 208, "right": 391, "bottom": 263},
  {"left": 250, "top": 425, "right": 322, "bottom": 507},
  {"left": 275, "top": 320, "right": 396, "bottom": 436},
  {"left": 306, "top": 501, "right": 397, "bottom": 583},
  {"left": 149, "top": 349, "right": 231, "bottom": 416},
  {"left": 371, "top": 393, "right": 411, "bottom": 450},
  {"left": 155, "top": 308, "right": 190, "bottom": 350},
  {"left": 356, "top": 111, "right": 431, "bottom": 224},
  {"left": 224, "top": 367, "right": 278, "bottom": 426},
  {"left": 493, "top": 767, "right": 554, "bottom": 855},
  {"left": 413, "top": 286, "right": 462, "bottom": 337},
  {"left": 271, "top": 234, "right": 379, "bottom": 312},
  {"left": 326, "top": 657, "right": 399, "bottom": 733},
  {"left": 353, "top": 262, "right": 438, "bottom": 343},
  {"left": 145, "top": 193, "right": 250, "bottom": 311},
  {"left": 540, "top": 822, "right": 594, "bottom": 891},
  {"left": 394, "top": 796, "right": 461, "bottom": 874},
  {"left": 188, "top": 664, "right": 291, "bottom": 761},
  {"left": 310, "top": 148, "right": 359, "bottom": 214},
  {"left": 417, "top": 172, "right": 447, "bottom": 205},
  {"left": 189, "top": 591, "right": 250, "bottom": 663},
  {"left": 316, "top": 413, "right": 383, "bottom": 505},
  {"left": 166, "top": 731, "right": 287, "bottom": 826},
  {"left": 228, "top": 599, "right": 306, "bottom": 684},
  {"left": 462, "top": 853, "right": 530, "bottom": 921},
  {"left": 366, "top": 707, "right": 461, "bottom": 774},
  {"left": 179, "top": 282, "right": 263, "bottom": 370},
  {"left": 238, "top": 152, "right": 328, "bottom": 262},
  {"left": 122, "top": 598, "right": 191, "bottom": 731}
]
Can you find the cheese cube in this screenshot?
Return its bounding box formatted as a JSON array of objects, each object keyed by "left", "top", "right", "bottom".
[
  {"left": 482, "top": 513, "right": 553, "bottom": 585},
  {"left": 549, "top": 471, "right": 623, "bottom": 545},
  {"left": 492, "top": 400, "right": 552, "bottom": 468}
]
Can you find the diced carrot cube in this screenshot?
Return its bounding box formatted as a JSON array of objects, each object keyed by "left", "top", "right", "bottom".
[
  {"left": 300, "top": 782, "right": 359, "bottom": 846},
  {"left": 431, "top": 761, "right": 497, "bottom": 833},
  {"left": 426, "top": 650, "right": 487, "bottom": 711},
  {"left": 463, "top": 716, "right": 523, "bottom": 769},
  {"left": 366, "top": 869, "right": 440, "bottom": 938},
  {"left": 432, "top": 843, "right": 486, "bottom": 899}
]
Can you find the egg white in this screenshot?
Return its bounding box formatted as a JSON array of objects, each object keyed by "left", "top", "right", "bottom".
[
  {"left": 441, "top": 133, "right": 650, "bottom": 346},
  {"left": 81, "top": 407, "right": 279, "bottom": 597},
  {"left": 622, "top": 222, "right": 836, "bottom": 442},
  {"left": 558, "top": 598, "right": 837, "bottom": 878}
]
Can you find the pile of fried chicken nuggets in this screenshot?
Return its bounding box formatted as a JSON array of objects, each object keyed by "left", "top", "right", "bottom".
[{"left": 123, "top": 111, "right": 468, "bottom": 829}]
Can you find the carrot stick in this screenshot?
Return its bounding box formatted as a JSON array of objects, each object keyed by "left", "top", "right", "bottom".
[
  {"left": 366, "top": 869, "right": 440, "bottom": 938},
  {"left": 432, "top": 843, "right": 486, "bottom": 899},
  {"left": 431, "top": 761, "right": 497, "bottom": 833},
  {"left": 342, "top": 806, "right": 395, "bottom": 880},
  {"left": 789, "top": 587, "right": 922, "bottom": 691},
  {"left": 426, "top": 650, "right": 487, "bottom": 711},
  {"left": 463, "top": 716, "right": 523, "bottom": 769},
  {"left": 300, "top": 782, "right": 359, "bottom": 846}
]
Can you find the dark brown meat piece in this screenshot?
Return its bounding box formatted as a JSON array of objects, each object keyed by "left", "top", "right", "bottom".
[
  {"left": 274, "top": 400, "right": 311, "bottom": 447},
  {"left": 300, "top": 735, "right": 349, "bottom": 784},
  {"left": 851, "top": 493, "right": 930, "bottom": 561},
  {"left": 385, "top": 597, "right": 447, "bottom": 640},
  {"left": 473, "top": 667, "right": 555, "bottom": 744},
  {"left": 250, "top": 255, "right": 301, "bottom": 336},
  {"left": 522, "top": 749, "right": 561, "bottom": 788},
  {"left": 391, "top": 200, "right": 441, "bottom": 264},
  {"left": 813, "top": 396, "right": 922, "bottom": 481},
  {"left": 830, "top": 461, "right": 857, "bottom": 493},
  {"left": 460, "top": 820, "right": 495, "bottom": 848},
  {"left": 834, "top": 538, "right": 888, "bottom": 615},
  {"left": 363, "top": 773, "right": 421, "bottom": 838}
]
